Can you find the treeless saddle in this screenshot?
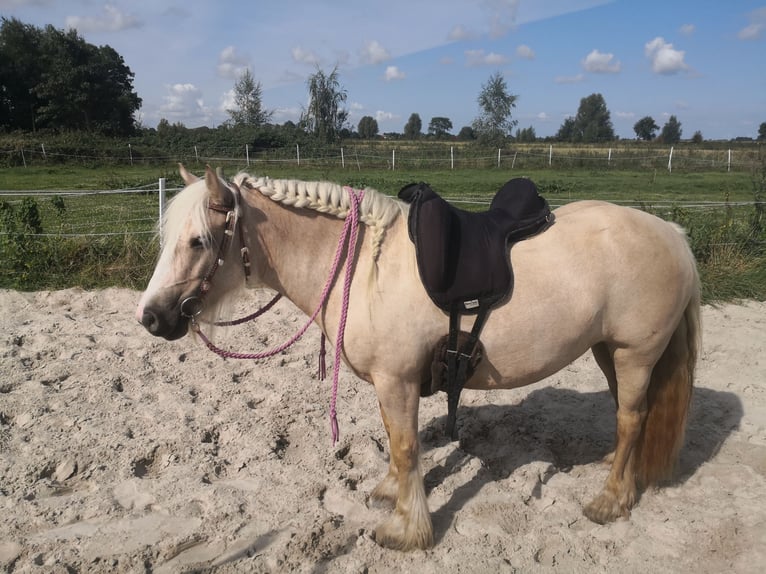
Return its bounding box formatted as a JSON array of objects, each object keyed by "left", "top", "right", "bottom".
[{"left": 399, "top": 178, "right": 552, "bottom": 439}]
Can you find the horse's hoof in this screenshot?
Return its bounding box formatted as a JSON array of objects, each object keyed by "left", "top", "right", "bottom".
[
  {"left": 583, "top": 492, "right": 630, "bottom": 524},
  {"left": 374, "top": 514, "right": 434, "bottom": 551}
]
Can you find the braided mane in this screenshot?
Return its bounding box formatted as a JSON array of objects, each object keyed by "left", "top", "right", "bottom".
[{"left": 233, "top": 172, "right": 404, "bottom": 261}]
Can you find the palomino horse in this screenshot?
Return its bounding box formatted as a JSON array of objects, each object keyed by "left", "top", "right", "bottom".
[{"left": 136, "top": 166, "right": 700, "bottom": 551}]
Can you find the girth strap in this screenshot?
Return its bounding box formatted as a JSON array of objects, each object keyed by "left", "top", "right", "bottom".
[{"left": 445, "top": 305, "right": 491, "bottom": 441}]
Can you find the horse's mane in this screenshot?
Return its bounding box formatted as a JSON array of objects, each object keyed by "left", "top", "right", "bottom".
[
  {"left": 161, "top": 173, "right": 403, "bottom": 263},
  {"left": 232, "top": 172, "right": 404, "bottom": 261}
]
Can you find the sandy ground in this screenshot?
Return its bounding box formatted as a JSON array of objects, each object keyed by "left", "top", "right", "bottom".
[{"left": 0, "top": 288, "right": 764, "bottom": 573}]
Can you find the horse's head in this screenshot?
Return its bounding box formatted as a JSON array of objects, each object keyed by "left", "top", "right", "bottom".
[{"left": 136, "top": 165, "right": 247, "bottom": 340}]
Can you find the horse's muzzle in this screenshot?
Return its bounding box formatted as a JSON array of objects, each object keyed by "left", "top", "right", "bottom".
[{"left": 139, "top": 306, "right": 189, "bottom": 340}]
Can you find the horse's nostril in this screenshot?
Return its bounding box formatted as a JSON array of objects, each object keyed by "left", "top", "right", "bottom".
[{"left": 141, "top": 309, "right": 160, "bottom": 333}]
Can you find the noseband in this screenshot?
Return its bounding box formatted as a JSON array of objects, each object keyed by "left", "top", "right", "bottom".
[{"left": 180, "top": 183, "right": 251, "bottom": 319}]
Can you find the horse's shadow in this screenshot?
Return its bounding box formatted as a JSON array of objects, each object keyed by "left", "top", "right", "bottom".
[{"left": 419, "top": 385, "right": 743, "bottom": 543}]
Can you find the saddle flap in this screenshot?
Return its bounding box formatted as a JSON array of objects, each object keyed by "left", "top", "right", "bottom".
[{"left": 399, "top": 183, "right": 454, "bottom": 292}]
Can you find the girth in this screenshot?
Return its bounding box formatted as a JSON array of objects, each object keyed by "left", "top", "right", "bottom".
[{"left": 399, "top": 178, "right": 551, "bottom": 440}]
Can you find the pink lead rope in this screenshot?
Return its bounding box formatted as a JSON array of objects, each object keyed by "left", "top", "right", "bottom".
[{"left": 191, "top": 188, "right": 365, "bottom": 445}]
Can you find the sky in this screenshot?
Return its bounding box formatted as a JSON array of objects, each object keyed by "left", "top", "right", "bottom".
[{"left": 2, "top": 0, "right": 765, "bottom": 140}]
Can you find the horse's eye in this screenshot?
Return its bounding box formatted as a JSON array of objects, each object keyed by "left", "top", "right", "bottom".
[{"left": 190, "top": 236, "right": 206, "bottom": 249}]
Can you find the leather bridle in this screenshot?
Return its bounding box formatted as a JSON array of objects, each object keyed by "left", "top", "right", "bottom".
[{"left": 180, "top": 183, "right": 251, "bottom": 319}]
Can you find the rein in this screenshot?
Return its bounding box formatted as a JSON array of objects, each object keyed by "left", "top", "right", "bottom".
[{"left": 187, "top": 184, "right": 366, "bottom": 445}]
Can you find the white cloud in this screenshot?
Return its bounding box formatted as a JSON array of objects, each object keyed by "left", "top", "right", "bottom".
[
  {"left": 482, "top": 0, "right": 521, "bottom": 38},
  {"left": 679, "top": 23, "right": 695, "bottom": 36},
  {"left": 158, "top": 83, "right": 211, "bottom": 123},
  {"left": 440, "top": 56, "right": 455, "bottom": 65},
  {"left": 217, "top": 46, "right": 250, "bottom": 79},
  {"left": 350, "top": 102, "right": 364, "bottom": 111},
  {"left": 272, "top": 106, "right": 301, "bottom": 123},
  {"left": 738, "top": 7, "right": 766, "bottom": 40},
  {"left": 374, "top": 110, "right": 397, "bottom": 124},
  {"left": 554, "top": 73, "right": 585, "bottom": 84},
  {"left": 291, "top": 46, "right": 320, "bottom": 66},
  {"left": 644, "top": 37, "right": 688, "bottom": 74},
  {"left": 582, "top": 49, "right": 621, "bottom": 73},
  {"left": 384, "top": 65, "right": 406, "bottom": 81},
  {"left": 361, "top": 40, "right": 390, "bottom": 64},
  {"left": 448, "top": 24, "right": 474, "bottom": 41},
  {"left": 465, "top": 49, "right": 510, "bottom": 67},
  {"left": 65, "top": 3, "right": 141, "bottom": 33},
  {"left": 515, "top": 44, "right": 535, "bottom": 60},
  {"left": 536, "top": 112, "right": 549, "bottom": 121},
  {"left": 615, "top": 111, "right": 635, "bottom": 119}
]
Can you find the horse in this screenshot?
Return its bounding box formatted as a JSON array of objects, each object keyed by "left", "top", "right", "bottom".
[{"left": 136, "top": 166, "right": 700, "bottom": 551}]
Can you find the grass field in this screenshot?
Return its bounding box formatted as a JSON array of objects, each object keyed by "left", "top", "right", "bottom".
[{"left": 1, "top": 163, "right": 764, "bottom": 301}]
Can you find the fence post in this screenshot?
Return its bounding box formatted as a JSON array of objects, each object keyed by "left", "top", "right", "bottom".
[
  {"left": 194, "top": 145, "right": 199, "bottom": 163},
  {"left": 21, "top": 148, "right": 27, "bottom": 168},
  {"left": 728, "top": 149, "right": 731, "bottom": 172},
  {"left": 158, "top": 178, "right": 166, "bottom": 247},
  {"left": 246, "top": 144, "right": 250, "bottom": 167},
  {"left": 497, "top": 148, "right": 501, "bottom": 168},
  {"left": 392, "top": 148, "right": 396, "bottom": 170},
  {"left": 41, "top": 143, "right": 46, "bottom": 160},
  {"left": 608, "top": 148, "right": 612, "bottom": 166},
  {"left": 341, "top": 147, "right": 345, "bottom": 168},
  {"left": 549, "top": 145, "right": 553, "bottom": 167},
  {"left": 128, "top": 143, "right": 133, "bottom": 166},
  {"left": 451, "top": 146, "right": 454, "bottom": 170},
  {"left": 511, "top": 151, "right": 517, "bottom": 169},
  {"left": 296, "top": 144, "right": 300, "bottom": 166},
  {"left": 668, "top": 146, "right": 674, "bottom": 173}
]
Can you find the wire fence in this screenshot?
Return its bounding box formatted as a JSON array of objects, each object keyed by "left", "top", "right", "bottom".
[
  {"left": 2, "top": 141, "right": 763, "bottom": 173},
  {"left": 0, "top": 181, "right": 763, "bottom": 241}
]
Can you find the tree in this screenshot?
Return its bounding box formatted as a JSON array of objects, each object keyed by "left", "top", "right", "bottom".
[
  {"left": 357, "top": 115, "right": 379, "bottom": 139},
  {"left": 427, "top": 117, "right": 453, "bottom": 139},
  {"left": 403, "top": 113, "right": 422, "bottom": 139},
  {"left": 472, "top": 72, "right": 518, "bottom": 145},
  {"left": 567, "top": 93, "right": 614, "bottom": 143},
  {"left": 0, "top": 17, "right": 141, "bottom": 134},
  {"left": 555, "top": 117, "right": 577, "bottom": 142},
  {"left": 659, "top": 115, "right": 683, "bottom": 144},
  {"left": 633, "top": 116, "right": 659, "bottom": 141},
  {"left": 515, "top": 126, "right": 536, "bottom": 142},
  {"left": 301, "top": 65, "right": 348, "bottom": 143},
  {"left": 691, "top": 130, "right": 703, "bottom": 144},
  {"left": 757, "top": 122, "right": 766, "bottom": 141},
  {"left": 457, "top": 126, "right": 476, "bottom": 141},
  {"left": 226, "top": 69, "right": 271, "bottom": 127}
]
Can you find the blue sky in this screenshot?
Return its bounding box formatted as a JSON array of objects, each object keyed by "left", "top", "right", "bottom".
[{"left": 2, "top": 0, "right": 765, "bottom": 139}]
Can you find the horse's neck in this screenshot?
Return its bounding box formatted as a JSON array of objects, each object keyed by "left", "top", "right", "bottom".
[{"left": 246, "top": 195, "right": 350, "bottom": 322}]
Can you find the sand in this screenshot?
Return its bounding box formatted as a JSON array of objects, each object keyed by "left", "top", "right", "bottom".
[{"left": 1, "top": 288, "right": 764, "bottom": 573}]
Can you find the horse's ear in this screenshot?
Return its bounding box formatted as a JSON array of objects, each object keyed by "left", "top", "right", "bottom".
[
  {"left": 204, "top": 165, "right": 231, "bottom": 205},
  {"left": 178, "top": 163, "right": 199, "bottom": 185}
]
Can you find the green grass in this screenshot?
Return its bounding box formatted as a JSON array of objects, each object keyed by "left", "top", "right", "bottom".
[{"left": 1, "top": 163, "right": 764, "bottom": 301}]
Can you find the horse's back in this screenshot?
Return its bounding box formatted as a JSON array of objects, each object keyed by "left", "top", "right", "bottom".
[{"left": 466, "top": 200, "right": 698, "bottom": 388}]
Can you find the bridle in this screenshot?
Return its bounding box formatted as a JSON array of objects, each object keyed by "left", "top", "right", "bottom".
[
  {"left": 179, "top": 182, "right": 253, "bottom": 320},
  {"left": 175, "top": 178, "right": 366, "bottom": 445}
]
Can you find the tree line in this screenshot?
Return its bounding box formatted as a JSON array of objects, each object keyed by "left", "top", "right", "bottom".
[{"left": 2, "top": 17, "right": 765, "bottom": 146}]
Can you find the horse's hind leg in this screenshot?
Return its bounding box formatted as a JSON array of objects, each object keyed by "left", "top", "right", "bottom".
[
  {"left": 372, "top": 377, "right": 433, "bottom": 550},
  {"left": 584, "top": 355, "right": 651, "bottom": 524},
  {"left": 370, "top": 401, "right": 398, "bottom": 507}
]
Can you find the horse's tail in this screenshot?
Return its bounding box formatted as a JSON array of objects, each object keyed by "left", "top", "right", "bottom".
[{"left": 634, "top": 271, "right": 701, "bottom": 487}]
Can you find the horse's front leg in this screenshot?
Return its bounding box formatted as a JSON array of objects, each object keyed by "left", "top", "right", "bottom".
[
  {"left": 372, "top": 376, "right": 433, "bottom": 550},
  {"left": 370, "top": 401, "right": 398, "bottom": 507}
]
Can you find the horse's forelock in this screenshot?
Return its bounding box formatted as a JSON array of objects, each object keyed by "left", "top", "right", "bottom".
[{"left": 160, "top": 178, "right": 213, "bottom": 253}]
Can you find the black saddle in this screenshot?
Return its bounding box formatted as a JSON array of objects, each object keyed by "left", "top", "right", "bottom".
[
  {"left": 399, "top": 178, "right": 551, "bottom": 313},
  {"left": 399, "top": 178, "right": 551, "bottom": 440}
]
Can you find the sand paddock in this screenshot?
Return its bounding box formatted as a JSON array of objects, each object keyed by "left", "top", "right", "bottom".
[{"left": 1, "top": 288, "right": 764, "bottom": 573}]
